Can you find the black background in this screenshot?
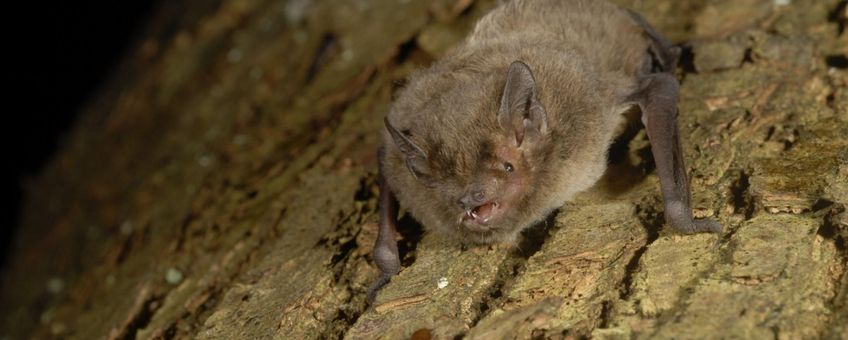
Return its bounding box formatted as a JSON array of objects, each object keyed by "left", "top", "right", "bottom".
[{"left": 3, "top": 1, "right": 159, "bottom": 267}]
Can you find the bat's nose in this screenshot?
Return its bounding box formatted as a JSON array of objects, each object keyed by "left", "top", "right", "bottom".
[{"left": 459, "top": 189, "right": 486, "bottom": 209}]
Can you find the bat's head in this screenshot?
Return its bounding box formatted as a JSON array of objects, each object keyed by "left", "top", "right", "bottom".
[{"left": 385, "top": 61, "right": 553, "bottom": 243}]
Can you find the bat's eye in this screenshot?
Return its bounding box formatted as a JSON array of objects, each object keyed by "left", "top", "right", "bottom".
[{"left": 504, "top": 162, "right": 514, "bottom": 173}]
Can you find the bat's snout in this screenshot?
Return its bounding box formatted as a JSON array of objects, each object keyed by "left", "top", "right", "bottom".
[{"left": 458, "top": 189, "right": 487, "bottom": 210}]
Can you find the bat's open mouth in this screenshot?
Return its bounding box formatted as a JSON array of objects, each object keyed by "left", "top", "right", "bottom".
[{"left": 463, "top": 202, "right": 499, "bottom": 225}]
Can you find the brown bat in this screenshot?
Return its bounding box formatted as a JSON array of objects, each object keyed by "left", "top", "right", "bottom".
[{"left": 369, "top": 0, "right": 722, "bottom": 301}]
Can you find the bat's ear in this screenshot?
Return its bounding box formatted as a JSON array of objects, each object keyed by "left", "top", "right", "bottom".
[
  {"left": 384, "top": 118, "right": 438, "bottom": 187},
  {"left": 498, "top": 61, "right": 548, "bottom": 147}
]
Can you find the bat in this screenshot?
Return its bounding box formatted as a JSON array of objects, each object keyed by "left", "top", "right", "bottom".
[{"left": 369, "top": 0, "right": 722, "bottom": 302}]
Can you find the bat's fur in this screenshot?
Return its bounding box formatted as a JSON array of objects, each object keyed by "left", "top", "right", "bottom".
[{"left": 383, "top": 0, "right": 656, "bottom": 244}]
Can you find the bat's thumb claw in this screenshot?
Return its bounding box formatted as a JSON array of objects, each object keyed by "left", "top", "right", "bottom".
[
  {"left": 668, "top": 215, "right": 723, "bottom": 234},
  {"left": 692, "top": 219, "right": 723, "bottom": 234},
  {"left": 366, "top": 274, "right": 393, "bottom": 305}
]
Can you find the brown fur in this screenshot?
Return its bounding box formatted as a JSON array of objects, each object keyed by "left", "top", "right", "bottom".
[{"left": 383, "top": 0, "right": 652, "bottom": 244}]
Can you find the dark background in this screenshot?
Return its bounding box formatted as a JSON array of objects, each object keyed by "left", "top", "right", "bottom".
[{"left": 3, "top": 1, "right": 160, "bottom": 266}]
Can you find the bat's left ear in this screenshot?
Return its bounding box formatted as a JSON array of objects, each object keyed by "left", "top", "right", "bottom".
[{"left": 498, "top": 61, "right": 548, "bottom": 148}]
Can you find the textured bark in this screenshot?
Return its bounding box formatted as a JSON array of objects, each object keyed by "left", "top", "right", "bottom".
[{"left": 2, "top": 0, "right": 847, "bottom": 339}]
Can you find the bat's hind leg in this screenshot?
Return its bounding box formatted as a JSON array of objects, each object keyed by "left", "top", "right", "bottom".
[{"left": 626, "top": 8, "right": 681, "bottom": 74}]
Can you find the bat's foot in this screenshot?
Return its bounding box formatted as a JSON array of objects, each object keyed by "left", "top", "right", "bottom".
[{"left": 367, "top": 274, "right": 393, "bottom": 304}]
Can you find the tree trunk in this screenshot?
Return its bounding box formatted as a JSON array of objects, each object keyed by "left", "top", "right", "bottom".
[{"left": 2, "top": 0, "right": 847, "bottom": 338}]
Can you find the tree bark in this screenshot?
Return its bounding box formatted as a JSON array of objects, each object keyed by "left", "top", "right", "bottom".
[{"left": 2, "top": 0, "right": 847, "bottom": 338}]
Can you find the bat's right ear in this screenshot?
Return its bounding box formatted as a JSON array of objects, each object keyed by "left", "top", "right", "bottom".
[{"left": 385, "top": 118, "right": 437, "bottom": 187}]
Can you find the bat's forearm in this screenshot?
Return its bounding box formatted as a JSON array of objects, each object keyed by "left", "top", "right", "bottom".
[
  {"left": 368, "top": 148, "right": 401, "bottom": 303},
  {"left": 636, "top": 73, "right": 722, "bottom": 234}
]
